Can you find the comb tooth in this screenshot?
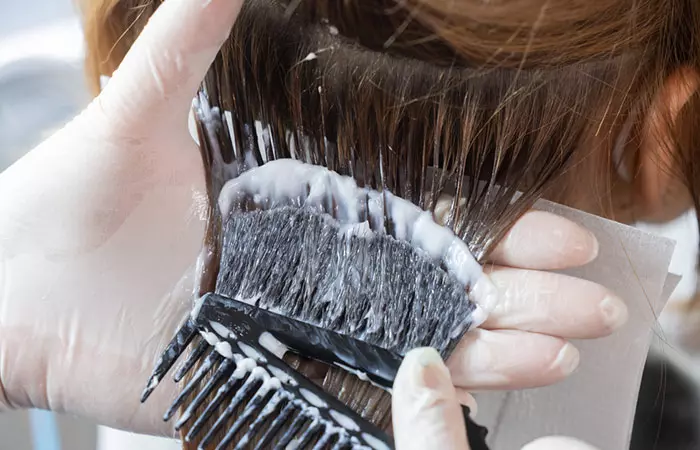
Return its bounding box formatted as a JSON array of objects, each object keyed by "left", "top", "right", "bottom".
[
  {"left": 174, "top": 338, "right": 210, "bottom": 382},
  {"left": 244, "top": 122, "right": 265, "bottom": 168},
  {"left": 174, "top": 358, "right": 235, "bottom": 431},
  {"left": 293, "top": 419, "right": 324, "bottom": 449},
  {"left": 311, "top": 428, "right": 336, "bottom": 450},
  {"left": 253, "top": 401, "right": 298, "bottom": 450},
  {"left": 198, "top": 375, "right": 263, "bottom": 450},
  {"left": 164, "top": 349, "right": 221, "bottom": 421},
  {"left": 330, "top": 437, "right": 352, "bottom": 450},
  {"left": 185, "top": 367, "right": 245, "bottom": 442},
  {"left": 140, "top": 319, "right": 197, "bottom": 402},
  {"left": 273, "top": 411, "right": 310, "bottom": 450},
  {"left": 362, "top": 192, "right": 370, "bottom": 222},
  {"left": 215, "top": 381, "right": 278, "bottom": 450},
  {"left": 234, "top": 392, "right": 286, "bottom": 450}
]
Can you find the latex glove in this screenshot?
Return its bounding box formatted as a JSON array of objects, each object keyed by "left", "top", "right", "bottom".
[
  {"left": 393, "top": 348, "right": 601, "bottom": 450},
  {"left": 0, "top": 0, "right": 626, "bottom": 439},
  {"left": 443, "top": 208, "right": 630, "bottom": 393},
  {"left": 0, "top": 0, "right": 243, "bottom": 436}
]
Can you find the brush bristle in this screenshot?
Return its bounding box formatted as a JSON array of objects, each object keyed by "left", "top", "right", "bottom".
[{"left": 215, "top": 206, "right": 476, "bottom": 358}]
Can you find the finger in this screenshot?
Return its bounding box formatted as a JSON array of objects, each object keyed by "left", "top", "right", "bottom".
[
  {"left": 454, "top": 389, "right": 479, "bottom": 417},
  {"left": 482, "top": 266, "right": 628, "bottom": 338},
  {"left": 99, "top": 0, "right": 243, "bottom": 125},
  {"left": 433, "top": 197, "right": 597, "bottom": 270},
  {"left": 486, "top": 210, "right": 599, "bottom": 270},
  {"left": 393, "top": 348, "right": 470, "bottom": 450},
  {"left": 522, "top": 436, "right": 600, "bottom": 450},
  {"left": 447, "top": 329, "right": 579, "bottom": 390}
]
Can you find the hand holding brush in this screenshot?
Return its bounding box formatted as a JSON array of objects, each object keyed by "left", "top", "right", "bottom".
[{"left": 0, "top": 0, "right": 626, "bottom": 442}]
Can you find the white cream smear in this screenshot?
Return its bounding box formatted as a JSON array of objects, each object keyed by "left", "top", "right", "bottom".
[
  {"left": 217, "top": 158, "right": 497, "bottom": 321},
  {"left": 237, "top": 341, "right": 267, "bottom": 363},
  {"left": 209, "top": 320, "right": 232, "bottom": 338},
  {"left": 362, "top": 433, "right": 392, "bottom": 450},
  {"left": 214, "top": 341, "right": 234, "bottom": 359},
  {"left": 329, "top": 410, "right": 360, "bottom": 432},
  {"left": 259, "top": 331, "right": 288, "bottom": 359},
  {"left": 299, "top": 387, "right": 328, "bottom": 408}
]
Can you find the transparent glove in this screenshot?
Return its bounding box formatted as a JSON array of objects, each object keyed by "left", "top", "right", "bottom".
[
  {"left": 447, "top": 208, "right": 629, "bottom": 395},
  {"left": 0, "top": 0, "right": 244, "bottom": 435},
  {"left": 393, "top": 348, "right": 601, "bottom": 450},
  {"left": 0, "top": 0, "right": 627, "bottom": 437}
]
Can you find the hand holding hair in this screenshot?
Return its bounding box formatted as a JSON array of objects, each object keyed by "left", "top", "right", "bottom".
[
  {"left": 0, "top": 0, "right": 245, "bottom": 434},
  {"left": 0, "top": 0, "right": 627, "bottom": 439},
  {"left": 392, "top": 348, "right": 601, "bottom": 450},
  {"left": 441, "top": 206, "right": 627, "bottom": 394}
]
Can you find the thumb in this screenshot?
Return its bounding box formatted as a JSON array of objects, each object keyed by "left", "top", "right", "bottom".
[
  {"left": 392, "top": 347, "right": 471, "bottom": 450},
  {"left": 523, "top": 436, "right": 601, "bottom": 450},
  {"left": 97, "top": 0, "right": 243, "bottom": 129}
]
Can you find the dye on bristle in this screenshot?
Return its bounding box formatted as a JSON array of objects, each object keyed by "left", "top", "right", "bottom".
[
  {"left": 217, "top": 159, "right": 494, "bottom": 306},
  {"left": 215, "top": 206, "right": 477, "bottom": 358}
]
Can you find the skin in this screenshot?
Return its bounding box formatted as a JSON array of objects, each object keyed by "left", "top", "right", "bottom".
[{"left": 1, "top": 0, "right": 694, "bottom": 446}]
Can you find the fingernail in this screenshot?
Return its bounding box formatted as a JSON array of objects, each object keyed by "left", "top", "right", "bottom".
[
  {"left": 433, "top": 195, "right": 452, "bottom": 225},
  {"left": 466, "top": 400, "right": 478, "bottom": 419},
  {"left": 550, "top": 343, "right": 580, "bottom": 376},
  {"left": 412, "top": 348, "right": 452, "bottom": 390},
  {"left": 523, "top": 436, "right": 601, "bottom": 450},
  {"left": 433, "top": 194, "right": 465, "bottom": 226},
  {"left": 458, "top": 391, "right": 479, "bottom": 418},
  {"left": 585, "top": 230, "right": 599, "bottom": 263},
  {"left": 599, "top": 295, "right": 629, "bottom": 331}
]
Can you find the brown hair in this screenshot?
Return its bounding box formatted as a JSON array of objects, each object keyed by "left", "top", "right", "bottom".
[{"left": 80, "top": 0, "right": 700, "bottom": 447}]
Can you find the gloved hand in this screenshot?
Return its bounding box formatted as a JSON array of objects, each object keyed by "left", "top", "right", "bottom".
[
  {"left": 393, "top": 347, "right": 601, "bottom": 450},
  {"left": 0, "top": 0, "right": 244, "bottom": 435},
  {"left": 444, "top": 206, "right": 627, "bottom": 395},
  {"left": 0, "top": 0, "right": 627, "bottom": 438}
]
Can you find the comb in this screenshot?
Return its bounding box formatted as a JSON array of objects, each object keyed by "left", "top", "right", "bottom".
[
  {"left": 142, "top": 293, "right": 394, "bottom": 449},
  {"left": 141, "top": 293, "right": 490, "bottom": 449}
]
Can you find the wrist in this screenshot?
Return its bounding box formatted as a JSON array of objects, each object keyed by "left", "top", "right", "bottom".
[
  {"left": 0, "top": 247, "right": 13, "bottom": 411},
  {"left": 0, "top": 241, "right": 40, "bottom": 413},
  {"left": 0, "top": 355, "right": 10, "bottom": 412},
  {"left": 0, "top": 352, "right": 14, "bottom": 413}
]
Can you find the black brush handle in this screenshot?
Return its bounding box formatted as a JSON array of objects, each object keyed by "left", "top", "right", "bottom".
[
  {"left": 205, "top": 292, "right": 403, "bottom": 389},
  {"left": 463, "top": 406, "right": 491, "bottom": 450}
]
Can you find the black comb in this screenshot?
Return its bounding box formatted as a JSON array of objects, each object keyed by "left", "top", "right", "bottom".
[
  {"left": 142, "top": 294, "right": 394, "bottom": 449},
  {"left": 142, "top": 293, "right": 490, "bottom": 450}
]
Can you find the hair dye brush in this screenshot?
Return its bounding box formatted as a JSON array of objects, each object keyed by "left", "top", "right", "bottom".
[{"left": 140, "top": 90, "right": 496, "bottom": 448}]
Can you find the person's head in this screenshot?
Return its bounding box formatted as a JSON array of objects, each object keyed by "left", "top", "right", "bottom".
[
  {"left": 83, "top": 0, "right": 700, "bottom": 226},
  {"left": 80, "top": 0, "right": 700, "bottom": 446}
]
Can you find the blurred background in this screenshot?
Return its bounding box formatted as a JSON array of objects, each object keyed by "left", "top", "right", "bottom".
[{"left": 1, "top": 0, "right": 700, "bottom": 449}]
